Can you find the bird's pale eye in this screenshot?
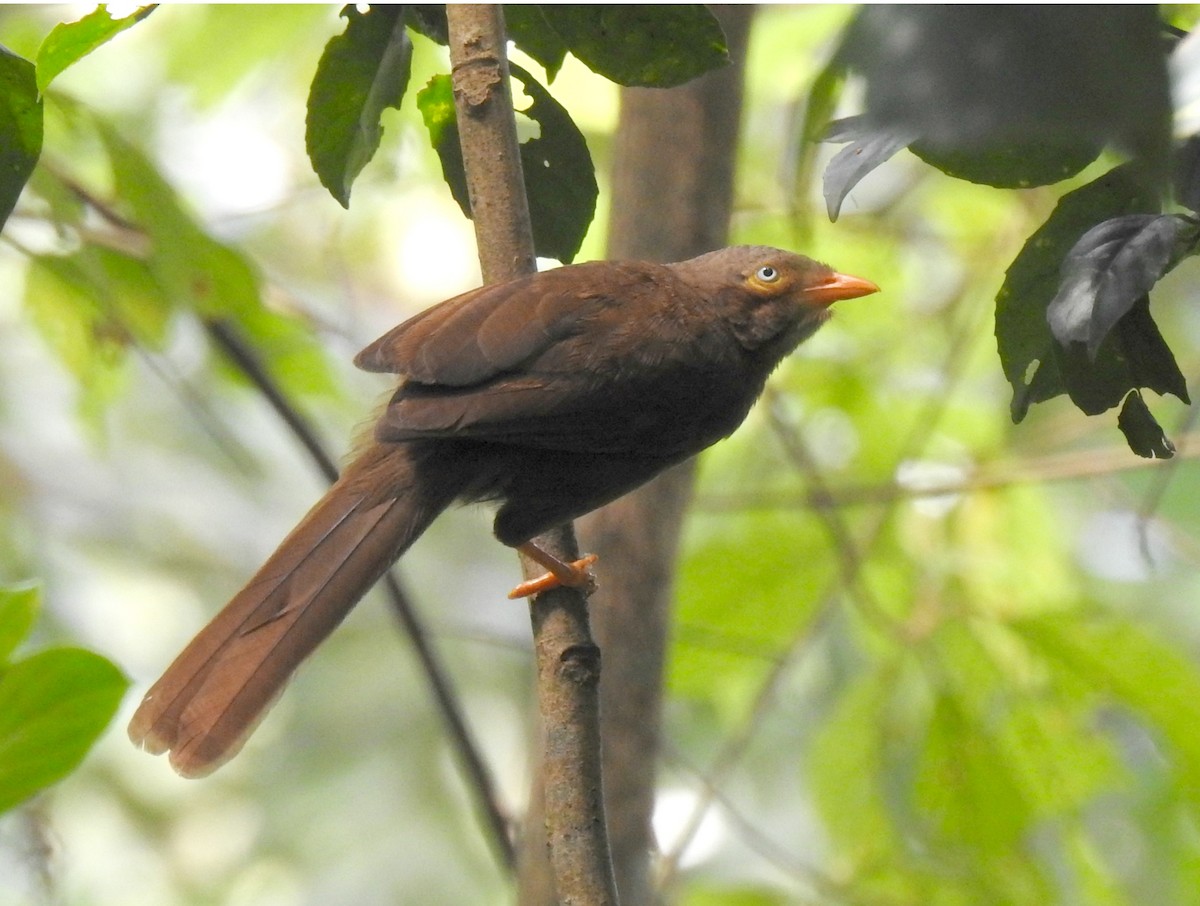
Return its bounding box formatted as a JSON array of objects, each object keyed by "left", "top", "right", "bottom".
[{"left": 755, "top": 264, "right": 780, "bottom": 283}]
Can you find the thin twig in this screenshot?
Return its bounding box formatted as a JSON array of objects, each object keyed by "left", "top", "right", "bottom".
[{"left": 696, "top": 434, "right": 1200, "bottom": 514}]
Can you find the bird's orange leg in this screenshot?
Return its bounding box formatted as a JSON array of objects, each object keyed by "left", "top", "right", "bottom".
[{"left": 509, "top": 541, "right": 599, "bottom": 599}]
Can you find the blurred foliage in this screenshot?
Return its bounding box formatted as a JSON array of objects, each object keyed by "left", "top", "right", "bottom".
[
  {"left": 0, "top": 5, "right": 1199, "bottom": 906},
  {"left": 822, "top": 7, "right": 1200, "bottom": 457},
  {"left": 0, "top": 584, "right": 127, "bottom": 814}
]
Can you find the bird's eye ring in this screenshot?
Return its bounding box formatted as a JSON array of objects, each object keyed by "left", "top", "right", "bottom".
[{"left": 755, "top": 265, "right": 779, "bottom": 283}]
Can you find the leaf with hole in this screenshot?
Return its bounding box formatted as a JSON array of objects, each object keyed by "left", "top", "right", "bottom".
[
  {"left": 994, "top": 164, "right": 1159, "bottom": 421},
  {"left": 418, "top": 67, "right": 596, "bottom": 263}
]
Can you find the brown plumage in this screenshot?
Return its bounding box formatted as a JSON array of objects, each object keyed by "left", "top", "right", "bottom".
[{"left": 128, "top": 246, "right": 878, "bottom": 777}]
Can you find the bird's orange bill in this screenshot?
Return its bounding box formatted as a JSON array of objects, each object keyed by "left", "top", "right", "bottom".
[
  {"left": 805, "top": 272, "right": 880, "bottom": 307},
  {"left": 509, "top": 542, "right": 599, "bottom": 598}
]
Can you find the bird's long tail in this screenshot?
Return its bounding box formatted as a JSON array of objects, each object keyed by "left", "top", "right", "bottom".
[{"left": 128, "top": 441, "right": 468, "bottom": 778}]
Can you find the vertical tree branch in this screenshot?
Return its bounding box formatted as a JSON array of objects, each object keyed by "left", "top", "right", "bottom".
[
  {"left": 445, "top": 7, "right": 618, "bottom": 904},
  {"left": 518, "top": 8, "right": 756, "bottom": 904}
]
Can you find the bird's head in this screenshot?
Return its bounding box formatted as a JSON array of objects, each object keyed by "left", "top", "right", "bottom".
[{"left": 670, "top": 245, "right": 879, "bottom": 357}]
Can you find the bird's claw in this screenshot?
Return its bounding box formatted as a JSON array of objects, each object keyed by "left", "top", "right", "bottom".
[{"left": 508, "top": 553, "right": 599, "bottom": 599}]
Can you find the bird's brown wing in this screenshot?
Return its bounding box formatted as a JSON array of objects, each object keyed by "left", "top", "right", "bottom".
[
  {"left": 355, "top": 261, "right": 635, "bottom": 385},
  {"left": 356, "top": 263, "right": 724, "bottom": 454}
]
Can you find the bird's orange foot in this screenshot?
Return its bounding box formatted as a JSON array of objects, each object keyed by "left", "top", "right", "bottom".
[{"left": 509, "top": 543, "right": 599, "bottom": 599}]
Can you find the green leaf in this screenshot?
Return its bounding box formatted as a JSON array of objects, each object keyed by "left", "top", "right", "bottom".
[
  {"left": 0, "top": 584, "right": 39, "bottom": 663},
  {"left": 1118, "top": 389, "right": 1176, "bottom": 459},
  {"left": 404, "top": 5, "right": 448, "bottom": 43},
  {"left": 510, "top": 64, "right": 596, "bottom": 263},
  {"left": 0, "top": 47, "right": 43, "bottom": 231},
  {"left": 808, "top": 671, "right": 896, "bottom": 859},
  {"left": 995, "top": 164, "right": 1159, "bottom": 421},
  {"left": 1014, "top": 614, "right": 1200, "bottom": 812},
  {"left": 505, "top": 7, "right": 568, "bottom": 82},
  {"left": 24, "top": 254, "right": 130, "bottom": 425},
  {"left": 417, "top": 67, "right": 597, "bottom": 263},
  {"left": 915, "top": 692, "right": 1030, "bottom": 851},
  {"left": 416, "top": 73, "right": 468, "bottom": 206},
  {"left": 96, "top": 126, "right": 337, "bottom": 400},
  {"left": 839, "top": 7, "right": 1171, "bottom": 185},
  {"left": 539, "top": 5, "right": 728, "bottom": 88},
  {"left": 35, "top": 4, "right": 156, "bottom": 94},
  {"left": 306, "top": 4, "right": 412, "bottom": 208},
  {"left": 795, "top": 57, "right": 845, "bottom": 213},
  {"left": 1051, "top": 294, "right": 1189, "bottom": 416},
  {"left": 910, "top": 137, "right": 1101, "bottom": 189},
  {"left": 23, "top": 245, "right": 174, "bottom": 413},
  {"left": 672, "top": 506, "right": 833, "bottom": 715},
  {"left": 1047, "top": 215, "right": 1193, "bottom": 355},
  {"left": 0, "top": 647, "right": 128, "bottom": 813}
]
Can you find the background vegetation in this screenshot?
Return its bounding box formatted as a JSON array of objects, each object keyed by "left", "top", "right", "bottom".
[{"left": 3, "top": 4, "right": 1200, "bottom": 905}]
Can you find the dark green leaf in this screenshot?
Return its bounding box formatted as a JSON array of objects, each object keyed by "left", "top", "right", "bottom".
[
  {"left": 304, "top": 5, "right": 412, "bottom": 207},
  {"left": 306, "top": 4, "right": 412, "bottom": 208},
  {"left": 822, "top": 116, "right": 912, "bottom": 221},
  {"left": 0, "top": 647, "right": 128, "bottom": 813},
  {"left": 510, "top": 64, "right": 596, "bottom": 263},
  {"left": 0, "top": 47, "right": 42, "bottom": 232},
  {"left": 1051, "top": 295, "right": 1189, "bottom": 416},
  {"left": 539, "top": 5, "right": 727, "bottom": 88},
  {"left": 505, "top": 6, "right": 568, "bottom": 82},
  {"left": 1047, "top": 214, "right": 1193, "bottom": 355},
  {"left": 1118, "top": 390, "right": 1176, "bottom": 459},
  {"left": 418, "top": 67, "right": 597, "bottom": 263},
  {"left": 0, "top": 584, "right": 39, "bottom": 663},
  {"left": 910, "top": 137, "right": 1101, "bottom": 189},
  {"left": 35, "top": 5, "right": 156, "bottom": 94},
  {"left": 838, "top": 7, "right": 1171, "bottom": 184},
  {"left": 995, "top": 164, "right": 1159, "bottom": 421},
  {"left": 404, "top": 5, "right": 448, "bottom": 44}
]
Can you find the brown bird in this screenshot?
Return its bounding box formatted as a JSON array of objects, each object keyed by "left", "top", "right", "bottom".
[{"left": 128, "top": 245, "right": 878, "bottom": 777}]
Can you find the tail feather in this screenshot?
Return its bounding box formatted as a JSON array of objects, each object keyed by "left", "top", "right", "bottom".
[{"left": 129, "top": 443, "right": 462, "bottom": 777}]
